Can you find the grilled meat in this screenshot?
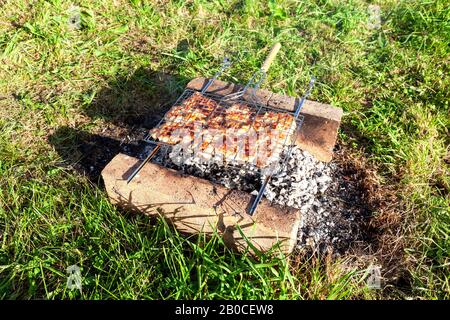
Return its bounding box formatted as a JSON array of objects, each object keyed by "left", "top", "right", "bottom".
[{"left": 149, "top": 92, "right": 297, "bottom": 167}]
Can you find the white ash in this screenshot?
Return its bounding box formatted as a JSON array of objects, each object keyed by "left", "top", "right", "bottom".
[
  {"left": 150, "top": 145, "right": 333, "bottom": 205},
  {"left": 146, "top": 144, "right": 366, "bottom": 255},
  {"left": 261, "top": 147, "right": 334, "bottom": 213}
]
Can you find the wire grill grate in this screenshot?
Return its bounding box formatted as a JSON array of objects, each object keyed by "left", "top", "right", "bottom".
[{"left": 143, "top": 89, "right": 304, "bottom": 173}]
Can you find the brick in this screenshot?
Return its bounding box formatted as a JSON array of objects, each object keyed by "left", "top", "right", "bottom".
[{"left": 101, "top": 153, "right": 301, "bottom": 254}]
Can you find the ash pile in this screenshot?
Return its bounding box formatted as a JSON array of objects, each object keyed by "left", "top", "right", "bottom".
[{"left": 146, "top": 144, "right": 366, "bottom": 255}]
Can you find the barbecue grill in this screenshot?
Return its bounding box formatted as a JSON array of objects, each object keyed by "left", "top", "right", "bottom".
[{"left": 127, "top": 43, "right": 315, "bottom": 215}]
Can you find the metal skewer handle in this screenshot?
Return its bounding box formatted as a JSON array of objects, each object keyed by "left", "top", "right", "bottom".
[
  {"left": 261, "top": 42, "right": 281, "bottom": 73},
  {"left": 126, "top": 145, "right": 161, "bottom": 184},
  {"left": 223, "top": 42, "right": 282, "bottom": 101}
]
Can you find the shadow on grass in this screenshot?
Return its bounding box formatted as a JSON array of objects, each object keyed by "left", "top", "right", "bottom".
[
  {"left": 82, "top": 67, "right": 189, "bottom": 129},
  {"left": 48, "top": 126, "right": 146, "bottom": 181},
  {"left": 49, "top": 67, "right": 190, "bottom": 180}
]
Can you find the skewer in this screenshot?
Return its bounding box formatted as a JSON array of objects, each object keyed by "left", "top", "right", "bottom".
[{"left": 126, "top": 145, "right": 160, "bottom": 184}]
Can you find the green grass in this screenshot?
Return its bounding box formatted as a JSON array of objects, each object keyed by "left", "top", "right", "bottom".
[{"left": 0, "top": 0, "right": 449, "bottom": 299}]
